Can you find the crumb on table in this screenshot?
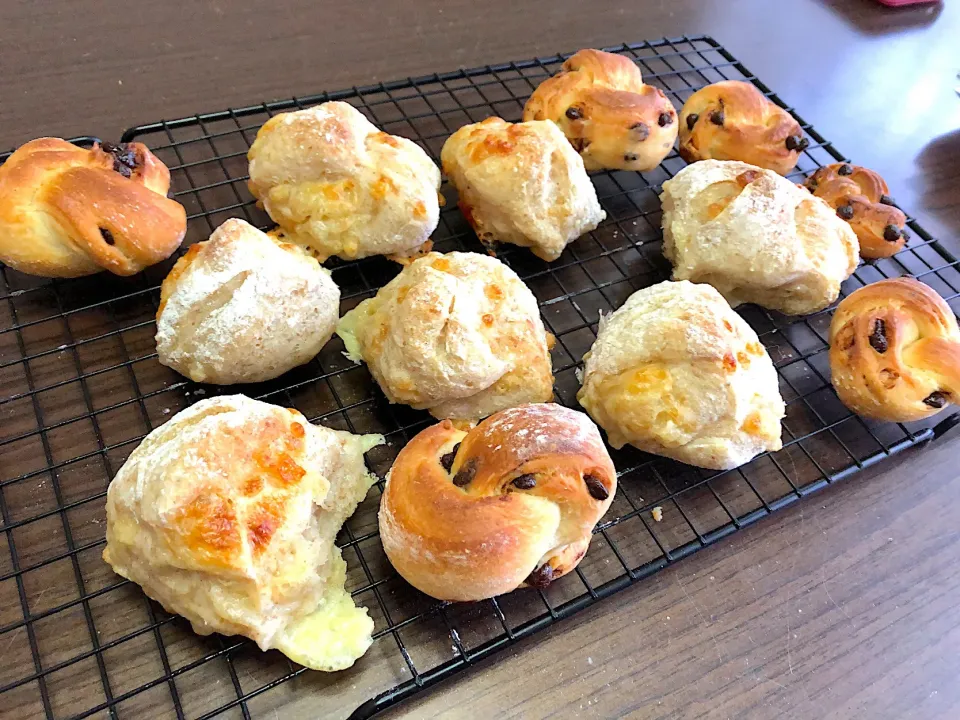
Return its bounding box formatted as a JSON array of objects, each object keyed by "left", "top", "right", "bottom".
[{"left": 652, "top": 506, "right": 663, "bottom": 522}]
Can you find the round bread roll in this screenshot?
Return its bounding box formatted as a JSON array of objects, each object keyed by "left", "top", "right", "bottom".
[
  {"left": 337, "top": 251, "right": 554, "bottom": 422},
  {"left": 661, "top": 160, "right": 859, "bottom": 316},
  {"left": 0, "top": 138, "right": 186, "bottom": 277},
  {"left": 247, "top": 101, "right": 441, "bottom": 262},
  {"left": 577, "top": 280, "right": 785, "bottom": 470},
  {"left": 103, "top": 395, "right": 384, "bottom": 671},
  {"left": 678, "top": 80, "right": 806, "bottom": 175},
  {"left": 440, "top": 117, "right": 605, "bottom": 261},
  {"left": 829, "top": 278, "right": 960, "bottom": 422},
  {"left": 522, "top": 49, "right": 678, "bottom": 172},
  {"left": 804, "top": 163, "right": 907, "bottom": 259},
  {"left": 156, "top": 218, "right": 340, "bottom": 385},
  {"left": 379, "top": 403, "right": 616, "bottom": 601}
]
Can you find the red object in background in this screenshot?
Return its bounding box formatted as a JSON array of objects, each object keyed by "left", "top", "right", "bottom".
[{"left": 874, "top": 0, "right": 939, "bottom": 6}]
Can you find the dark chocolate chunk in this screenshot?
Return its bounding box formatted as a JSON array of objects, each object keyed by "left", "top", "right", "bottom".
[
  {"left": 868, "top": 319, "right": 888, "bottom": 354},
  {"left": 657, "top": 112, "right": 673, "bottom": 127},
  {"left": 883, "top": 224, "right": 902, "bottom": 242},
  {"left": 565, "top": 106, "right": 583, "bottom": 120},
  {"left": 630, "top": 122, "right": 650, "bottom": 141},
  {"left": 583, "top": 473, "right": 609, "bottom": 501},
  {"left": 101, "top": 140, "right": 138, "bottom": 178},
  {"left": 511, "top": 474, "right": 537, "bottom": 490},
  {"left": 624, "top": 153, "right": 639, "bottom": 163},
  {"left": 686, "top": 113, "right": 699, "bottom": 130},
  {"left": 923, "top": 392, "right": 949, "bottom": 409},
  {"left": 785, "top": 135, "right": 808, "bottom": 152},
  {"left": 709, "top": 110, "right": 725, "bottom": 126},
  {"left": 837, "top": 204, "right": 855, "bottom": 220},
  {"left": 99, "top": 227, "right": 115, "bottom": 245},
  {"left": 452, "top": 458, "right": 477, "bottom": 487},
  {"left": 439, "top": 442, "right": 461, "bottom": 473},
  {"left": 838, "top": 164, "right": 853, "bottom": 176},
  {"left": 880, "top": 194, "right": 896, "bottom": 206},
  {"left": 525, "top": 563, "right": 554, "bottom": 589}
]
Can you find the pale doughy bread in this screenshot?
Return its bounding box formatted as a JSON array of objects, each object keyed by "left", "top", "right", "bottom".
[
  {"left": 660, "top": 160, "right": 859, "bottom": 315},
  {"left": 103, "top": 395, "right": 384, "bottom": 671},
  {"left": 577, "top": 280, "right": 784, "bottom": 470},
  {"left": 156, "top": 218, "right": 340, "bottom": 385},
  {"left": 336, "top": 251, "right": 554, "bottom": 422},
  {"left": 379, "top": 404, "right": 616, "bottom": 601},
  {"left": 247, "top": 101, "right": 441, "bottom": 261},
  {"left": 440, "top": 117, "right": 604, "bottom": 261}
]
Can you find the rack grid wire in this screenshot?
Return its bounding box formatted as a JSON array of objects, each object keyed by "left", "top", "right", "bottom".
[{"left": 2, "top": 35, "right": 959, "bottom": 720}]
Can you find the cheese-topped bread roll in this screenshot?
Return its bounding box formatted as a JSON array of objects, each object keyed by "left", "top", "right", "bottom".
[
  {"left": 247, "top": 101, "right": 441, "bottom": 261},
  {"left": 661, "top": 160, "right": 859, "bottom": 315},
  {"left": 577, "top": 280, "right": 784, "bottom": 470},
  {"left": 337, "top": 251, "right": 554, "bottom": 422},
  {"left": 103, "top": 395, "right": 384, "bottom": 671},
  {"left": 440, "top": 117, "right": 604, "bottom": 261},
  {"left": 156, "top": 218, "right": 340, "bottom": 385}
]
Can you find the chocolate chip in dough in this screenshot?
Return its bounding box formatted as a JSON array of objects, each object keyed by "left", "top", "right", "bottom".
[
  {"left": 883, "top": 224, "right": 902, "bottom": 242},
  {"left": 923, "top": 391, "right": 949, "bottom": 409},
  {"left": 583, "top": 473, "right": 609, "bottom": 501},
  {"left": 439, "top": 442, "right": 461, "bottom": 473},
  {"left": 98, "top": 228, "right": 115, "bottom": 246},
  {"left": 657, "top": 112, "right": 673, "bottom": 127},
  {"left": 452, "top": 458, "right": 477, "bottom": 487},
  {"left": 101, "top": 140, "right": 138, "bottom": 178},
  {"left": 709, "top": 110, "right": 725, "bottom": 126},
  {"left": 630, "top": 122, "right": 649, "bottom": 140},
  {"left": 837, "top": 204, "right": 855, "bottom": 220},
  {"left": 525, "top": 563, "right": 555, "bottom": 589},
  {"left": 868, "top": 318, "right": 888, "bottom": 354},
  {"left": 624, "top": 153, "right": 639, "bottom": 163},
  {"left": 785, "top": 135, "right": 808, "bottom": 152},
  {"left": 838, "top": 164, "right": 853, "bottom": 176},
  {"left": 686, "top": 113, "right": 699, "bottom": 130},
  {"left": 880, "top": 194, "right": 896, "bottom": 206},
  {"left": 511, "top": 474, "right": 537, "bottom": 490},
  {"left": 565, "top": 106, "right": 583, "bottom": 120}
]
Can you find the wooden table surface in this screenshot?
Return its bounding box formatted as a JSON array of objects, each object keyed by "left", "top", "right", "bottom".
[{"left": 3, "top": 0, "right": 959, "bottom": 718}]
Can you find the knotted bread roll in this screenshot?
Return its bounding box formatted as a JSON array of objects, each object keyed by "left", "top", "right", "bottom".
[
  {"left": 804, "top": 163, "right": 907, "bottom": 259},
  {"left": 829, "top": 277, "right": 960, "bottom": 422},
  {"left": 440, "top": 117, "right": 604, "bottom": 261},
  {"left": 522, "top": 48, "right": 678, "bottom": 172},
  {"left": 247, "top": 102, "right": 441, "bottom": 261},
  {"left": 379, "top": 403, "right": 616, "bottom": 601},
  {"left": 337, "top": 251, "right": 554, "bottom": 422},
  {"left": 678, "top": 81, "right": 806, "bottom": 175},
  {"left": 661, "top": 160, "right": 859, "bottom": 315},
  {"left": 156, "top": 218, "right": 341, "bottom": 384},
  {"left": 0, "top": 138, "right": 186, "bottom": 277},
  {"left": 577, "top": 280, "right": 785, "bottom": 470},
  {"left": 103, "top": 395, "right": 384, "bottom": 671}
]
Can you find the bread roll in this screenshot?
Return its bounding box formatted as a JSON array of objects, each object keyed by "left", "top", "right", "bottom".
[
  {"left": 661, "top": 160, "right": 859, "bottom": 315},
  {"left": 804, "top": 163, "right": 907, "bottom": 259},
  {"left": 522, "top": 49, "right": 678, "bottom": 172},
  {"left": 103, "top": 395, "right": 384, "bottom": 671},
  {"left": 336, "top": 251, "right": 554, "bottom": 422},
  {"left": 678, "top": 80, "right": 805, "bottom": 175},
  {"left": 577, "top": 280, "right": 784, "bottom": 470},
  {"left": 829, "top": 278, "right": 960, "bottom": 421},
  {"left": 156, "top": 218, "right": 340, "bottom": 385},
  {"left": 440, "top": 117, "right": 604, "bottom": 261},
  {"left": 379, "top": 403, "right": 616, "bottom": 601},
  {"left": 0, "top": 138, "right": 186, "bottom": 277},
  {"left": 247, "top": 101, "right": 441, "bottom": 261}
]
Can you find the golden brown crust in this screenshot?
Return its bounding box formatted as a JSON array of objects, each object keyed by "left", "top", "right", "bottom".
[
  {"left": 804, "top": 163, "right": 907, "bottom": 259},
  {"left": 829, "top": 278, "right": 960, "bottom": 421},
  {"left": 522, "top": 49, "right": 678, "bottom": 172},
  {"left": 678, "top": 81, "right": 804, "bottom": 175},
  {"left": 0, "top": 138, "right": 186, "bottom": 277},
  {"left": 378, "top": 404, "right": 616, "bottom": 601}
]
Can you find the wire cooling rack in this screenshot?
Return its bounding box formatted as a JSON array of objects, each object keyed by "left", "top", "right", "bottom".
[{"left": 2, "top": 35, "right": 959, "bottom": 720}]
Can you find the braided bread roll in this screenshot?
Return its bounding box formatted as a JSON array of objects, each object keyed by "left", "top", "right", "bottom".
[
  {"left": 379, "top": 404, "right": 616, "bottom": 601},
  {"left": 0, "top": 138, "right": 186, "bottom": 277},
  {"left": 522, "top": 49, "right": 678, "bottom": 172},
  {"left": 804, "top": 163, "right": 907, "bottom": 259},
  {"left": 678, "top": 81, "right": 806, "bottom": 175},
  {"left": 829, "top": 277, "right": 960, "bottom": 422}
]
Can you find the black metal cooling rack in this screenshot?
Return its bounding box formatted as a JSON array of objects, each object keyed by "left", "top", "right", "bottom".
[{"left": 2, "top": 35, "right": 959, "bottom": 720}]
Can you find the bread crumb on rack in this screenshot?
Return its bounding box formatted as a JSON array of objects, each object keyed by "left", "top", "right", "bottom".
[{"left": 651, "top": 506, "right": 663, "bottom": 522}]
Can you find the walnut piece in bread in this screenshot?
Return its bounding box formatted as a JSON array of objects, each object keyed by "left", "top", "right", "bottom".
[
  {"left": 156, "top": 218, "right": 340, "bottom": 385},
  {"left": 0, "top": 138, "right": 186, "bottom": 277},
  {"left": 660, "top": 160, "right": 859, "bottom": 315},
  {"left": 247, "top": 101, "right": 441, "bottom": 261},
  {"left": 678, "top": 81, "right": 806, "bottom": 175},
  {"left": 804, "top": 163, "right": 907, "bottom": 259},
  {"left": 577, "top": 280, "right": 785, "bottom": 470},
  {"left": 336, "top": 251, "right": 554, "bottom": 422},
  {"left": 829, "top": 278, "right": 960, "bottom": 422},
  {"left": 379, "top": 403, "right": 616, "bottom": 601},
  {"left": 440, "top": 117, "right": 604, "bottom": 261},
  {"left": 103, "top": 395, "right": 384, "bottom": 671},
  {"left": 522, "top": 49, "right": 678, "bottom": 172}
]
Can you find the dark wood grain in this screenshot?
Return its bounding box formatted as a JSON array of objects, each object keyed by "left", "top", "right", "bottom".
[{"left": 2, "top": 0, "right": 959, "bottom": 718}]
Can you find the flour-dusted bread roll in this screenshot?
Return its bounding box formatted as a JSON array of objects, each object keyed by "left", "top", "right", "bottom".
[
  {"left": 523, "top": 49, "right": 678, "bottom": 172},
  {"left": 247, "top": 101, "right": 441, "bottom": 261},
  {"left": 678, "top": 80, "right": 806, "bottom": 175},
  {"left": 103, "top": 395, "right": 384, "bottom": 671},
  {"left": 337, "top": 251, "right": 554, "bottom": 422},
  {"left": 156, "top": 218, "right": 340, "bottom": 385},
  {"left": 577, "top": 280, "right": 785, "bottom": 470},
  {"left": 379, "top": 404, "right": 616, "bottom": 601},
  {"left": 661, "top": 160, "right": 859, "bottom": 316},
  {"left": 829, "top": 278, "right": 960, "bottom": 422},
  {"left": 440, "top": 117, "right": 605, "bottom": 261},
  {"left": 0, "top": 138, "right": 186, "bottom": 277}
]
